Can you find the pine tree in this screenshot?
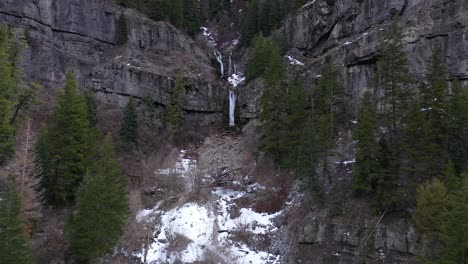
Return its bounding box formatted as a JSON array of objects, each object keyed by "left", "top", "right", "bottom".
[
  {"left": 259, "top": 46, "right": 287, "bottom": 165},
  {"left": 67, "top": 137, "right": 129, "bottom": 263},
  {"left": 313, "top": 58, "right": 344, "bottom": 182},
  {"left": 353, "top": 91, "right": 380, "bottom": 194},
  {"left": 437, "top": 173, "right": 468, "bottom": 264},
  {"left": 419, "top": 50, "right": 450, "bottom": 176},
  {"left": 183, "top": 0, "right": 200, "bottom": 36},
  {"left": 165, "top": 72, "right": 185, "bottom": 131},
  {"left": 375, "top": 20, "right": 413, "bottom": 150},
  {"left": 240, "top": 0, "right": 260, "bottom": 46},
  {"left": 246, "top": 34, "right": 274, "bottom": 81},
  {"left": 404, "top": 97, "right": 433, "bottom": 183},
  {"left": 36, "top": 71, "right": 92, "bottom": 205},
  {"left": 413, "top": 179, "right": 448, "bottom": 237},
  {"left": 148, "top": 0, "right": 168, "bottom": 21},
  {"left": 120, "top": 98, "right": 139, "bottom": 152},
  {"left": 0, "top": 24, "right": 16, "bottom": 164},
  {"left": 448, "top": 82, "right": 468, "bottom": 174},
  {"left": 84, "top": 92, "right": 98, "bottom": 127},
  {"left": 281, "top": 76, "right": 307, "bottom": 168},
  {"left": 297, "top": 114, "right": 321, "bottom": 198},
  {"left": 115, "top": 14, "right": 128, "bottom": 46},
  {"left": 0, "top": 176, "right": 34, "bottom": 264},
  {"left": 372, "top": 138, "right": 400, "bottom": 212},
  {"left": 167, "top": 0, "right": 184, "bottom": 28},
  {"left": 370, "top": 20, "right": 413, "bottom": 210}
]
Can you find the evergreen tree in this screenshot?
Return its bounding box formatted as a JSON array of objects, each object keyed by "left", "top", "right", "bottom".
[
  {"left": 120, "top": 98, "right": 139, "bottom": 152},
  {"left": 115, "top": 14, "right": 128, "bottom": 46},
  {"left": 281, "top": 76, "right": 307, "bottom": 168},
  {"left": 67, "top": 137, "right": 129, "bottom": 263},
  {"left": 0, "top": 176, "right": 34, "bottom": 264},
  {"left": 165, "top": 72, "right": 185, "bottom": 131},
  {"left": 372, "top": 138, "right": 400, "bottom": 212},
  {"left": 353, "top": 92, "right": 380, "bottom": 194},
  {"left": 448, "top": 82, "right": 468, "bottom": 174},
  {"left": 183, "top": 0, "right": 200, "bottom": 36},
  {"left": 437, "top": 173, "right": 468, "bottom": 264},
  {"left": 259, "top": 46, "right": 287, "bottom": 165},
  {"left": 370, "top": 20, "right": 413, "bottom": 210},
  {"left": 246, "top": 34, "right": 274, "bottom": 81},
  {"left": 404, "top": 97, "right": 433, "bottom": 183},
  {"left": 36, "top": 71, "right": 92, "bottom": 205},
  {"left": 419, "top": 50, "right": 450, "bottom": 176},
  {"left": 148, "top": 0, "right": 168, "bottom": 21},
  {"left": 240, "top": 0, "right": 260, "bottom": 46},
  {"left": 166, "top": 0, "right": 184, "bottom": 28},
  {"left": 297, "top": 114, "right": 321, "bottom": 198},
  {"left": 313, "top": 58, "right": 344, "bottom": 181},
  {"left": 375, "top": 20, "right": 413, "bottom": 149},
  {"left": 0, "top": 24, "right": 16, "bottom": 164},
  {"left": 413, "top": 179, "right": 448, "bottom": 237},
  {"left": 84, "top": 92, "right": 98, "bottom": 127}
]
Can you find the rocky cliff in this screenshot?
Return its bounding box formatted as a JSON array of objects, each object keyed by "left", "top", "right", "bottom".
[
  {"left": 1, "top": 0, "right": 467, "bottom": 263},
  {"left": 240, "top": 0, "right": 468, "bottom": 120},
  {"left": 237, "top": 0, "right": 468, "bottom": 263},
  {"left": 0, "top": 0, "right": 225, "bottom": 134}
]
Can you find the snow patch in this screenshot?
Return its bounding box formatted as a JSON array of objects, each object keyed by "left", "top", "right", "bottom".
[
  {"left": 286, "top": 55, "right": 305, "bottom": 66},
  {"left": 228, "top": 73, "right": 246, "bottom": 88}
]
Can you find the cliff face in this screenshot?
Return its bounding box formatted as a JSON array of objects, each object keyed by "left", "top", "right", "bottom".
[
  {"left": 0, "top": 0, "right": 225, "bottom": 133},
  {"left": 1, "top": 0, "right": 467, "bottom": 263},
  {"left": 239, "top": 0, "right": 468, "bottom": 120},
  {"left": 237, "top": 1, "right": 468, "bottom": 263}
]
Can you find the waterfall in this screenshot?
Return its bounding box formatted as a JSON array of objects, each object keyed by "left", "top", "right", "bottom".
[
  {"left": 214, "top": 50, "right": 224, "bottom": 77},
  {"left": 228, "top": 54, "right": 233, "bottom": 76},
  {"left": 229, "top": 89, "right": 236, "bottom": 126}
]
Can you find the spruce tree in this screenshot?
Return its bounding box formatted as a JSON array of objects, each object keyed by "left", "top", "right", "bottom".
[
  {"left": 120, "top": 98, "right": 139, "bottom": 152},
  {"left": 36, "top": 71, "right": 92, "bottom": 205},
  {"left": 281, "top": 76, "right": 307, "bottom": 168},
  {"left": 448, "top": 82, "right": 468, "bottom": 174},
  {"left": 167, "top": 0, "right": 184, "bottom": 28},
  {"left": 353, "top": 91, "right": 380, "bottom": 194},
  {"left": 259, "top": 46, "right": 287, "bottom": 165},
  {"left": 313, "top": 58, "right": 344, "bottom": 181},
  {"left": 404, "top": 97, "right": 433, "bottom": 183},
  {"left": 84, "top": 92, "right": 98, "bottom": 127},
  {"left": 420, "top": 50, "right": 450, "bottom": 176},
  {"left": 240, "top": 0, "right": 260, "bottom": 46},
  {"left": 148, "top": 0, "right": 168, "bottom": 21},
  {"left": 371, "top": 20, "right": 413, "bottom": 210},
  {"left": 0, "top": 176, "right": 34, "bottom": 264},
  {"left": 0, "top": 24, "right": 16, "bottom": 165},
  {"left": 413, "top": 179, "right": 448, "bottom": 237},
  {"left": 246, "top": 34, "right": 274, "bottom": 81},
  {"left": 297, "top": 114, "right": 321, "bottom": 198},
  {"left": 183, "top": 0, "right": 200, "bottom": 36},
  {"left": 67, "top": 137, "right": 128, "bottom": 263},
  {"left": 115, "top": 14, "right": 128, "bottom": 46},
  {"left": 437, "top": 173, "right": 468, "bottom": 264},
  {"left": 375, "top": 20, "right": 413, "bottom": 153},
  {"left": 165, "top": 72, "right": 185, "bottom": 131}
]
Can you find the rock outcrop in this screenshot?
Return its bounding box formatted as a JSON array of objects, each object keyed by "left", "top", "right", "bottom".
[
  {"left": 0, "top": 0, "right": 225, "bottom": 131},
  {"left": 239, "top": 0, "right": 468, "bottom": 120}
]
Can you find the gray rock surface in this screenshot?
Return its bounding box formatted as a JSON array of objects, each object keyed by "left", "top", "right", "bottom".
[
  {"left": 239, "top": 0, "right": 468, "bottom": 119},
  {"left": 0, "top": 0, "right": 225, "bottom": 130}
]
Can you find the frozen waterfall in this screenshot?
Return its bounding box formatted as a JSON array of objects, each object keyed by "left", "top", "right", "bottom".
[
  {"left": 229, "top": 90, "right": 236, "bottom": 127},
  {"left": 214, "top": 50, "right": 224, "bottom": 77}
]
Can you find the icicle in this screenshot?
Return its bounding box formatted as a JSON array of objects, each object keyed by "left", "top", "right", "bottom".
[
  {"left": 229, "top": 90, "right": 236, "bottom": 126},
  {"left": 214, "top": 50, "right": 224, "bottom": 77}
]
